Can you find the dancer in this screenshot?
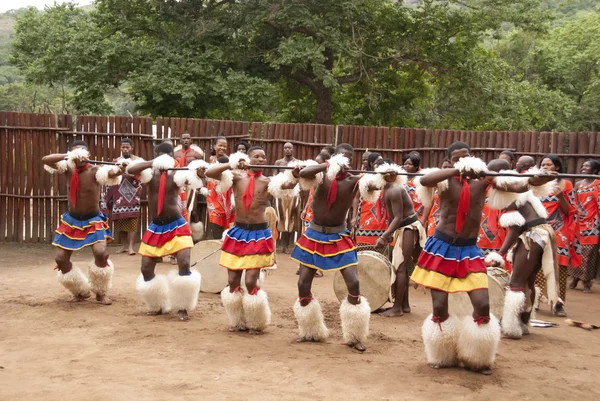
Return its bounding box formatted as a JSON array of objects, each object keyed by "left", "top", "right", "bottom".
[
  {"left": 290, "top": 144, "right": 371, "bottom": 352},
  {"left": 128, "top": 143, "right": 206, "bottom": 321},
  {"left": 485, "top": 159, "right": 558, "bottom": 339},
  {"left": 410, "top": 142, "right": 553, "bottom": 374},
  {"left": 274, "top": 142, "right": 301, "bottom": 254},
  {"left": 206, "top": 146, "right": 297, "bottom": 334},
  {"left": 43, "top": 141, "right": 124, "bottom": 305}
]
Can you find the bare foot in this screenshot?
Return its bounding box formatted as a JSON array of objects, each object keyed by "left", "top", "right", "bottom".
[
  {"left": 69, "top": 291, "right": 91, "bottom": 303},
  {"left": 347, "top": 341, "right": 366, "bottom": 352},
  {"left": 315, "top": 270, "right": 323, "bottom": 278},
  {"left": 466, "top": 366, "right": 493, "bottom": 375},
  {"left": 170, "top": 256, "right": 177, "bottom": 265},
  {"left": 116, "top": 247, "right": 127, "bottom": 254},
  {"left": 228, "top": 326, "right": 248, "bottom": 332},
  {"left": 296, "top": 337, "right": 319, "bottom": 343},
  {"left": 96, "top": 293, "right": 113, "bottom": 305},
  {"left": 380, "top": 307, "right": 404, "bottom": 317},
  {"left": 282, "top": 248, "right": 290, "bottom": 254},
  {"left": 145, "top": 310, "right": 163, "bottom": 316},
  {"left": 248, "top": 329, "right": 263, "bottom": 335},
  {"left": 178, "top": 310, "right": 189, "bottom": 321},
  {"left": 429, "top": 364, "right": 441, "bottom": 369},
  {"left": 403, "top": 306, "right": 411, "bottom": 313},
  {"left": 372, "top": 307, "right": 390, "bottom": 314},
  {"left": 128, "top": 249, "right": 136, "bottom": 256}
]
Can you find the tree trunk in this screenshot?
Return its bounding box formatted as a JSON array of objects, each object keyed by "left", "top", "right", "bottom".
[{"left": 314, "top": 86, "right": 333, "bottom": 124}]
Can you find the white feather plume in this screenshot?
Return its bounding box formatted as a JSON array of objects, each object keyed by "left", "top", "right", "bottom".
[
  {"left": 66, "top": 148, "right": 90, "bottom": 170},
  {"left": 216, "top": 170, "right": 234, "bottom": 193},
  {"left": 326, "top": 154, "right": 349, "bottom": 181},
  {"left": 152, "top": 154, "right": 175, "bottom": 170},
  {"left": 95, "top": 165, "right": 122, "bottom": 186},
  {"left": 229, "top": 152, "right": 250, "bottom": 170},
  {"left": 499, "top": 211, "right": 526, "bottom": 227},
  {"left": 454, "top": 156, "right": 488, "bottom": 175},
  {"left": 484, "top": 252, "right": 505, "bottom": 268},
  {"left": 268, "top": 172, "right": 299, "bottom": 199}
]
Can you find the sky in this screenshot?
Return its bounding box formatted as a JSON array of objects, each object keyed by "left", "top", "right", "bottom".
[{"left": 0, "top": 0, "right": 94, "bottom": 13}]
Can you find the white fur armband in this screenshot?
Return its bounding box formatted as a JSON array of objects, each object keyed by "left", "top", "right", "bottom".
[
  {"left": 515, "top": 192, "right": 548, "bottom": 219},
  {"left": 66, "top": 148, "right": 90, "bottom": 170},
  {"left": 326, "top": 154, "right": 349, "bottom": 181},
  {"left": 216, "top": 170, "right": 234, "bottom": 193},
  {"left": 95, "top": 165, "right": 122, "bottom": 186},
  {"left": 499, "top": 211, "right": 526, "bottom": 227},
  {"left": 358, "top": 175, "right": 382, "bottom": 203},
  {"left": 152, "top": 154, "right": 175, "bottom": 170},
  {"left": 375, "top": 163, "right": 408, "bottom": 186},
  {"left": 525, "top": 167, "right": 554, "bottom": 197},
  {"left": 186, "top": 160, "right": 209, "bottom": 189},
  {"left": 454, "top": 156, "right": 487, "bottom": 175},
  {"left": 268, "top": 173, "right": 300, "bottom": 199},
  {"left": 44, "top": 160, "right": 68, "bottom": 174},
  {"left": 414, "top": 168, "right": 447, "bottom": 208},
  {"left": 229, "top": 152, "right": 249, "bottom": 170},
  {"left": 484, "top": 252, "right": 505, "bottom": 268},
  {"left": 295, "top": 159, "right": 323, "bottom": 190},
  {"left": 125, "top": 159, "right": 152, "bottom": 184}
]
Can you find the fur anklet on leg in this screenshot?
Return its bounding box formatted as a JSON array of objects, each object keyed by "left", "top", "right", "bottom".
[
  {"left": 457, "top": 314, "right": 500, "bottom": 372},
  {"left": 88, "top": 259, "right": 114, "bottom": 296},
  {"left": 168, "top": 270, "right": 201, "bottom": 311},
  {"left": 502, "top": 290, "right": 526, "bottom": 338},
  {"left": 294, "top": 298, "right": 329, "bottom": 341},
  {"left": 422, "top": 314, "right": 459, "bottom": 367},
  {"left": 57, "top": 265, "right": 90, "bottom": 296},
  {"left": 339, "top": 296, "right": 371, "bottom": 345},
  {"left": 136, "top": 274, "right": 170, "bottom": 314},
  {"left": 242, "top": 288, "right": 271, "bottom": 332},
  {"left": 221, "top": 286, "right": 246, "bottom": 330}
]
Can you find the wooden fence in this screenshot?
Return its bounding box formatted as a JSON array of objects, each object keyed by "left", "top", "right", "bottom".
[{"left": 1, "top": 111, "right": 599, "bottom": 243}]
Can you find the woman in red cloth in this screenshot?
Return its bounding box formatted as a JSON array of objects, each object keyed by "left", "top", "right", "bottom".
[
  {"left": 535, "top": 154, "right": 582, "bottom": 317},
  {"left": 570, "top": 159, "right": 600, "bottom": 293}
]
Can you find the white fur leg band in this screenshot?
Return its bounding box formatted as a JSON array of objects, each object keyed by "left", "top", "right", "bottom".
[
  {"left": 136, "top": 274, "right": 171, "bottom": 314},
  {"left": 501, "top": 290, "right": 526, "bottom": 339},
  {"left": 57, "top": 265, "right": 90, "bottom": 296},
  {"left": 242, "top": 289, "right": 272, "bottom": 331},
  {"left": 294, "top": 298, "right": 329, "bottom": 341},
  {"left": 421, "top": 314, "right": 459, "bottom": 367},
  {"left": 339, "top": 296, "right": 370, "bottom": 345},
  {"left": 454, "top": 156, "right": 487, "bottom": 175},
  {"left": 168, "top": 270, "right": 201, "bottom": 312},
  {"left": 484, "top": 252, "right": 505, "bottom": 268},
  {"left": 221, "top": 287, "right": 246, "bottom": 330},
  {"left": 88, "top": 259, "right": 114, "bottom": 296},
  {"left": 95, "top": 165, "right": 122, "bottom": 186},
  {"left": 457, "top": 314, "right": 500, "bottom": 371}
]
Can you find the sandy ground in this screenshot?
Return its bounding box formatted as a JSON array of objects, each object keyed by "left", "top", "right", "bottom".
[{"left": 1, "top": 242, "right": 599, "bottom": 401}]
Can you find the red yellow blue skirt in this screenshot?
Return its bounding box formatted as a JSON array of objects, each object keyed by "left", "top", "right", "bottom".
[
  {"left": 290, "top": 227, "right": 358, "bottom": 271},
  {"left": 138, "top": 216, "right": 193, "bottom": 258},
  {"left": 53, "top": 212, "right": 113, "bottom": 250},
  {"left": 220, "top": 225, "right": 275, "bottom": 270},
  {"left": 410, "top": 230, "right": 488, "bottom": 293}
]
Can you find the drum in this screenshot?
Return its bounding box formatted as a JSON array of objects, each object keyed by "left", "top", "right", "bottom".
[
  {"left": 191, "top": 240, "right": 228, "bottom": 294},
  {"left": 333, "top": 251, "right": 393, "bottom": 312},
  {"left": 448, "top": 267, "right": 510, "bottom": 318}
]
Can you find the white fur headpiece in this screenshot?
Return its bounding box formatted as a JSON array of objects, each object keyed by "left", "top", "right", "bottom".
[
  {"left": 216, "top": 170, "right": 234, "bottom": 193},
  {"left": 268, "top": 173, "right": 300, "bottom": 199},
  {"left": 499, "top": 211, "right": 526, "bottom": 227},
  {"left": 174, "top": 144, "right": 205, "bottom": 159},
  {"left": 125, "top": 159, "right": 153, "bottom": 184},
  {"left": 414, "top": 168, "right": 448, "bottom": 208},
  {"left": 95, "top": 165, "right": 122, "bottom": 186},
  {"left": 454, "top": 156, "right": 488, "bottom": 175},
  {"left": 66, "top": 148, "right": 90, "bottom": 170},
  {"left": 326, "top": 154, "right": 350, "bottom": 181},
  {"left": 484, "top": 252, "right": 505, "bottom": 268},
  {"left": 152, "top": 154, "right": 175, "bottom": 170},
  {"left": 44, "top": 160, "right": 68, "bottom": 174},
  {"left": 294, "top": 159, "right": 323, "bottom": 190},
  {"left": 229, "top": 152, "right": 250, "bottom": 170}
]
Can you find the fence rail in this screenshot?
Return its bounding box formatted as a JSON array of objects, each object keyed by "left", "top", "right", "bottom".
[{"left": 1, "top": 110, "right": 598, "bottom": 243}]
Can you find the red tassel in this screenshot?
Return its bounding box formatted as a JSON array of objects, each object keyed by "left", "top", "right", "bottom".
[
  {"left": 179, "top": 147, "right": 191, "bottom": 167},
  {"left": 242, "top": 171, "right": 262, "bottom": 212},
  {"left": 455, "top": 178, "right": 470, "bottom": 233},
  {"left": 473, "top": 314, "right": 490, "bottom": 326},
  {"left": 249, "top": 286, "right": 261, "bottom": 295},
  {"left": 157, "top": 171, "right": 167, "bottom": 215},
  {"left": 326, "top": 171, "right": 349, "bottom": 209},
  {"left": 69, "top": 163, "right": 90, "bottom": 207}
]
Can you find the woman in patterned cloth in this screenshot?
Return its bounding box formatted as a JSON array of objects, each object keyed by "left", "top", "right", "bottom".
[
  {"left": 535, "top": 154, "right": 582, "bottom": 316},
  {"left": 570, "top": 159, "right": 600, "bottom": 293},
  {"left": 403, "top": 151, "right": 425, "bottom": 225}
]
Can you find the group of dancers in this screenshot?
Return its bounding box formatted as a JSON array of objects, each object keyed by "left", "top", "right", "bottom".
[{"left": 43, "top": 138, "right": 597, "bottom": 375}]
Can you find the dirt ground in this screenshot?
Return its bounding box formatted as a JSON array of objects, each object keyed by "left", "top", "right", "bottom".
[{"left": 1, "top": 243, "right": 599, "bottom": 401}]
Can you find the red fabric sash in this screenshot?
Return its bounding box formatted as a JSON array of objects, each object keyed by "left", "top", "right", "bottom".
[
  {"left": 157, "top": 171, "right": 167, "bottom": 215},
  {"left": 242, "top": 171, "right": 262, "bottom": 211},
  {"left": 69, "top": 163, "right": 90, "bottom": 206},
  {"left": 179, "top": 147, "right": 191, "bottom": 167},
  {"left": 327, "top": 172, "right": 349, "bottom": 209},
  {"left": 455, "top": 178, "right": 470, "bottom": 233}
]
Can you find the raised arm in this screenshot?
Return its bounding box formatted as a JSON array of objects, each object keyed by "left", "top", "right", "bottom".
[
  {"left": 42, "top": 153, "right": 68, "bottom": 168},
  {"left": 488, "top": 172, "right": 557, "bottom": 193},
  {"left": 205, "top": 163, "right": 233, "bottom": 180},
  {"left": 299, "top": 163, "right": 327, "bottom": 178},
  {"left": 419, "top": 168, "right": 458, "bottom": 187},
  {"left": 127, "top": 160, "right": 153, "bottom": 176}
]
